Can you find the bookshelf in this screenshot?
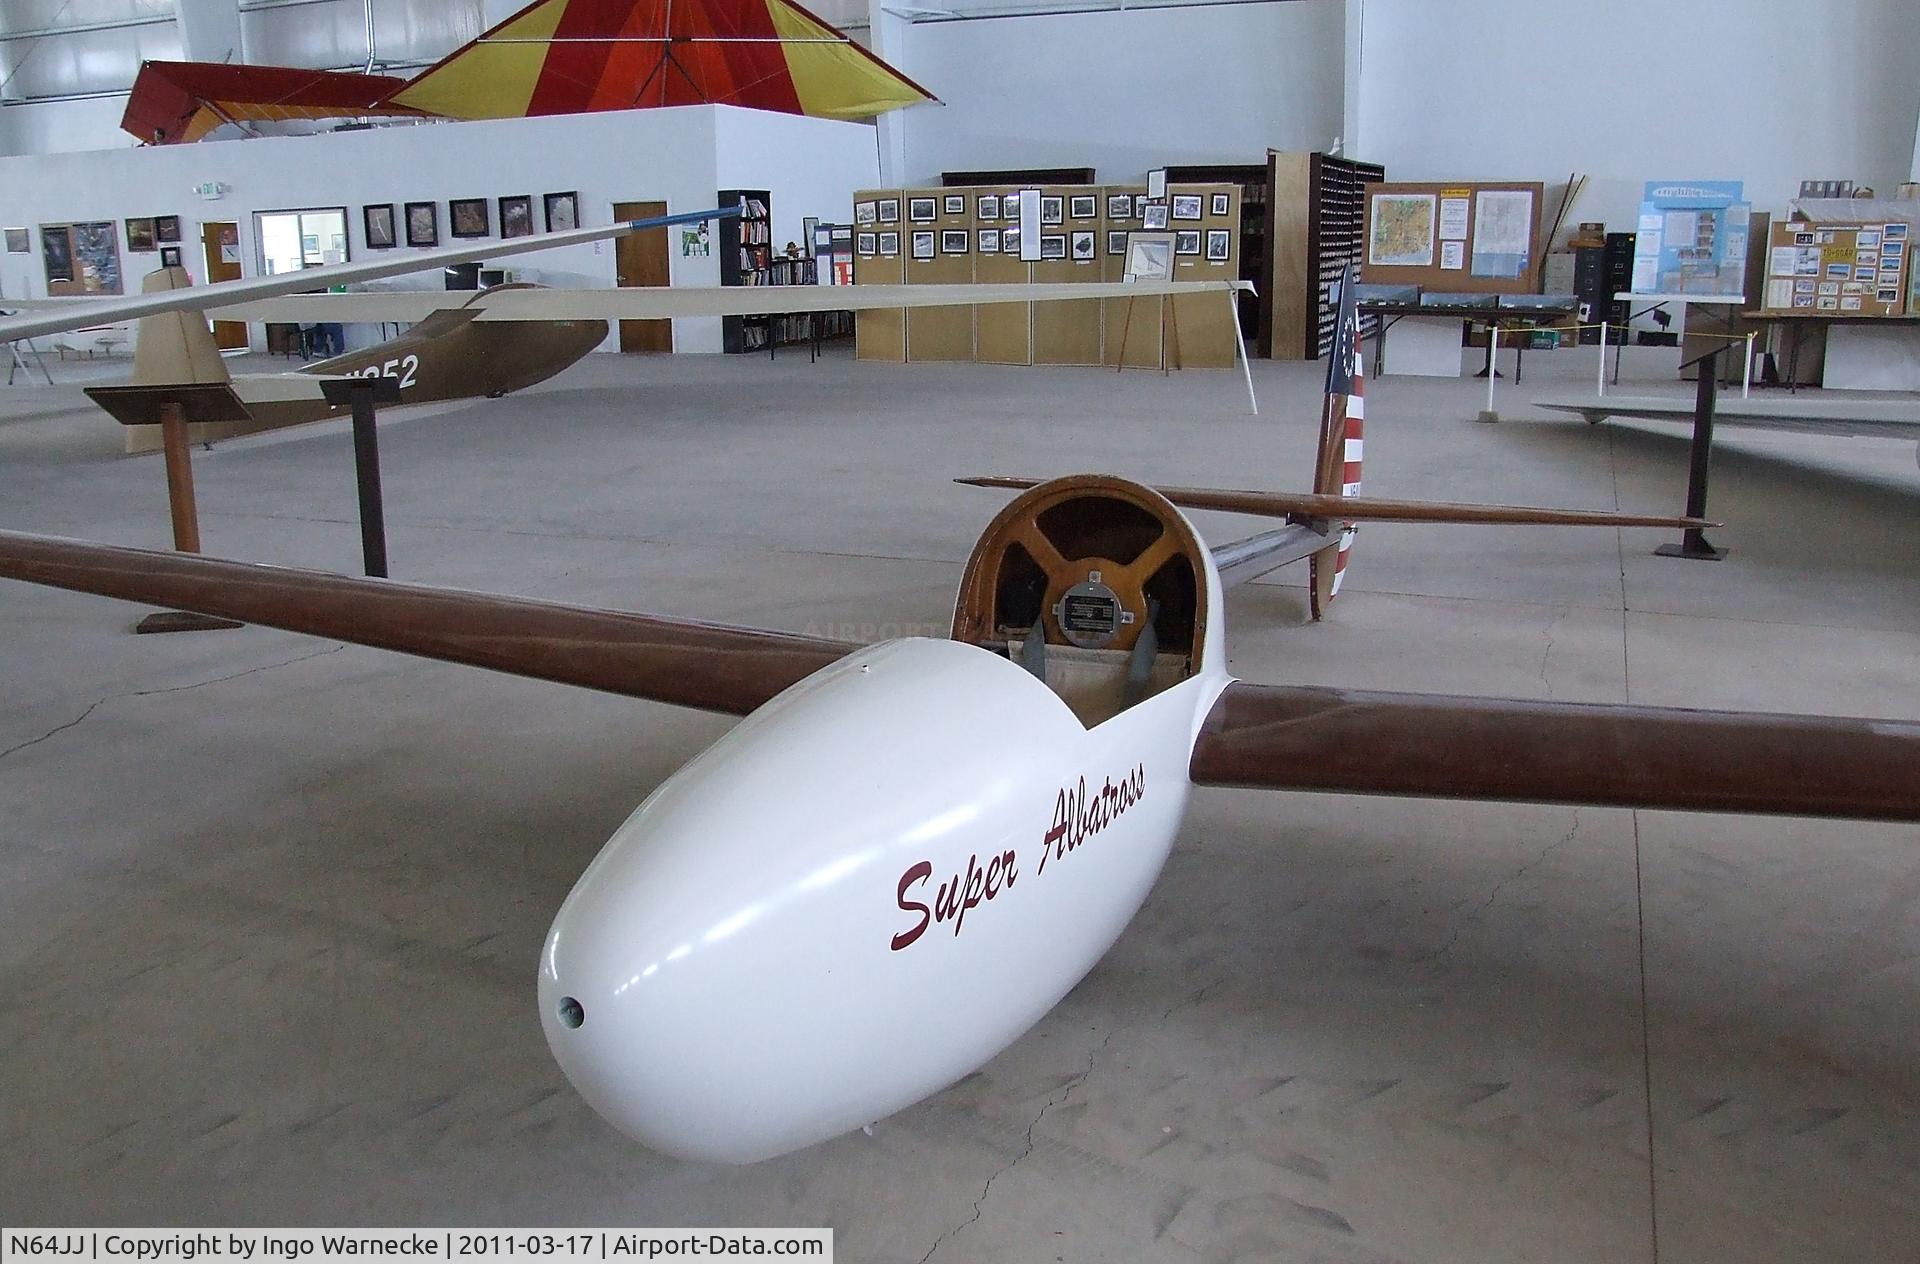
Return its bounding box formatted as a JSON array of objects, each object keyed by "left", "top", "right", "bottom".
[
  {"left": 1268, "top": 150, "right": 1387, "bottom": 360},
  {"left": 718, "top": 188, "right": 847, "bottom": 353},
  {"left": 1164, "top": 162, "right": 1269, "bottom": 353}
]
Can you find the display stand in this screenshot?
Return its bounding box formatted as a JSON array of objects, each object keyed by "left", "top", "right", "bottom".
[
  {"left": 1653, "top": 345, "right": 1730, "bottom": 562},
  {"left": 320, "top": 375, "right": 403, "bottom": 578}
]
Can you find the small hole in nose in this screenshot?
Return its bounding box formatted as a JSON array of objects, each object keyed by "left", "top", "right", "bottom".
[{"left": 557, "top": 997, "right": 585, "bottom": 1029}]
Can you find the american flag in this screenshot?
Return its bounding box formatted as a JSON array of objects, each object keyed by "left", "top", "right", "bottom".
[{"left": 1321, "top": 267, "right": 1364, "bottom": 598}]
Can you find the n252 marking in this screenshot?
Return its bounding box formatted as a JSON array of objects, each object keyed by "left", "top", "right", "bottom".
[{"left": 356, "top": 353, "right": 419, "bottom": 389}]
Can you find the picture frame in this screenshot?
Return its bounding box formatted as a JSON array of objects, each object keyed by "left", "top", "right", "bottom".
[
  {"left": 543, "top": 191, "right": 578, "bottom": 232},
  {"left": 1001, "top": 227, "right": 1019, "bottom": 253},
  {"left": 878, "top": 230, "right": 899, "bottom": 256},
  {"left": 1175, "top": 228, "right": 1201, "bottom": 255},
  {"left": 1106, "top": 229, "right": 1128, "bottom": 256},
  {"left": 1205, "top": 228, "right": 1231, "bottom": 261},
  {"left": 405, "top": 201, "right": 438, "bottom": 247},
  {"left": 1069, "top": 195, "right": 1097, "bottom": 220},
  {"left": 499, "top": 195, "right": 534, "bottom": 239},
  {"left": 1123, "top": 231, "right": 1176, "bottom": 282},
  {"left": 3, "top": 227, "right": 28, "bottom": 254},
  {"left": 363, "top": 203, "right": 396, "bottom": 249},
  {"left": 1133, "top": 195, "right": 1148, "bottom": 217},
  {"left": 855, "top": 200, "right": 877, "bottom": 225},
  {"left": 878, "top": 198, "right": 899, "bottom": 224},
  {"left": 857, "top": 231, "right": 876, "bottom": 255},
  {"left": 41, "top": 225, "right": 73, "bottom": 283},
  {"left": 911, "top": 230, "right": 935, "bottom": 260},
  {"left": 450, "top": 198, "right": 490, "bottom": 239},
  {"left": 941, "top": 229, "right": 969, "bottom": 254},
  {"left": 159, "top": 245, "right": 182, "bottom": 268},
  {"left": 943, "top": 194, "right": 965, "bottom": 215},
  {"left": 1040, "top": 196, "right": 1063, "bottom": 225},
  {"left": 977, "top": 194, "right": 999, "bottom": 221},
  {"left": 978, "top": 229, "right": 999, "bottom": 254},
  {"left": 1000, "top": 197, "right": 1019, "bottom": 221},
  {"left": 1070, "top": 230, "right": 1095, "bottom": 261},
  {"left": 1171, "top": 194, "right": 1204, "bottom": 221},
  {"left": 1106, "top": 193, "right": 1132, "bottom": 219},
  {"left": 1210, "top": 193, "right": 1231, "bottom": 217},
  {"left": 1141, "top": 203, "right": 1169, "bottom": 230},
  {"left": 908, "top": 197, "right": 937, "bottom": 223},
  {"left": 125, "top": 217, "right": 157, "bottom": 253},
  {"left": 1040, "top": 234, "right": 1066, "bottom": 259},
  {"left": 155, "top": 215, "right": 181, "bottom": 244}
]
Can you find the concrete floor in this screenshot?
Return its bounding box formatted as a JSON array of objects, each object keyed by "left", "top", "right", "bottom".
[{"left": 1, "top": 344, "right": 1917, "bottom": 1260}]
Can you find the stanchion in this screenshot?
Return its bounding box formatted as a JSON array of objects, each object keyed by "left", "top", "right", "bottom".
[
  {"left": 1476, "top": 323, "right": 1501, "bottom": 422},
  {"left": 320, "top": 374, "right": 404, "bottom": 578}
]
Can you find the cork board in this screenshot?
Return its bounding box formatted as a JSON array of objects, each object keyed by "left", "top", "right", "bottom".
[
  {"left": 1034, "top": 185, "right": 1105, "bottom": 365},
  {"left": 906, "top": 190, "right": 975, "bottom": 361},
  {"left": 1167, "top": 183, "right": 1240, "bottom": 369},
  {"left": 854, "top": 188, "right": 905, "bottom": 362},
  {"left": 972, "top": 186, "right": 1032, "bottom": 365},
  {"left": 1359, "top": 180, "right": 1544, "bottom": 295}
]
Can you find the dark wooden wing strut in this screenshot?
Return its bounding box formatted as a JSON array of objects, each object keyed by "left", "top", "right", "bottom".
[
  {"left": 1190, "top": 682, "right": 1920, "bottom": 821},
  {"left": 0, "top": 530, "right": 856, "bottom": 717}
]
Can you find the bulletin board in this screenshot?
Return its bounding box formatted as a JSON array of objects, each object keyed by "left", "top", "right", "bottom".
[
  {"left": 853, "top": 189, "right": 905, "bottom": 362},
  {"left": 1358, "top": 180, "right": 1543, "bottom": 294},
  {"left": 906, "top": 190, "right": 975, "bottom": 362},
  {"left": 1167, "top": 184, "right": 1240, "bottom": 369},
  {"left": 1033, "top": 185, "right": 1104, "bottom": 366},
  {"left": 973, "top": 186, "right": 1032, "bottom": 366},
  {"left": 1759, "top": 219, "right": 1909, "bottom": 317}
]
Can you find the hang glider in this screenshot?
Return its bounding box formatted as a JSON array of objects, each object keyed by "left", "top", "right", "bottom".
[
  {"left": 121, "top": 61, "right": 423, "bottom": 146},
  {"left": 7, "top": 268, "right": 1911, "bottom": 1164}
]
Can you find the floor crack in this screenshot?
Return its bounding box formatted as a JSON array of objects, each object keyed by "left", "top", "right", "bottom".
[{"left": 1420, "top": 811, "right": 1583, "bottom": 963}]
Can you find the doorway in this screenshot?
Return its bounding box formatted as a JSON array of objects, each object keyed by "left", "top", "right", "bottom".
[
  {"left": 201, "top": 222, "right": 247, "bottom": 349},
  {"left": 612, "top": 200, "right": 671, "bottom": 352}
]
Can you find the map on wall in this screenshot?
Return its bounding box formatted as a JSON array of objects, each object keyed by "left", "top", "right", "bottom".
[
  {"left": 1368, "top": 193, "right": 1436, "bottom": 267},
  {"left": 1469, "top": 189, "right": 1534, "bottom": 279}
]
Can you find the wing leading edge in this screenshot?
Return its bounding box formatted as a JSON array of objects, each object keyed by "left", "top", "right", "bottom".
[
  {"left": 1190, "top": 682, "right": 1920, "bottom": 821},
  {"left": 0, "top": 531, "right": 854, "bottom": 717}
]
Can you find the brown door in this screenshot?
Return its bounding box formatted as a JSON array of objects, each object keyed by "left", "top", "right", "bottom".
[
  {"left": 201, "top": 222, "right": 247, "bottom": 349},
  {"left": 612, "top": 200, "right": 671, "bottom": 352}
]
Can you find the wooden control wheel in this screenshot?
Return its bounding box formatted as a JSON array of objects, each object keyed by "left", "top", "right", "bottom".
[{"left": 1006, "top": 518, "right": 1179, "bottom": 653}]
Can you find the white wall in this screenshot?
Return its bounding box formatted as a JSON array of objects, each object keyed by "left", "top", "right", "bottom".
[
  {"left": 0, "top": 96, "right": 136, "bottom": 160},
  {"left": 1354, "top": 0, "right": 1920, "bottom": 233},
  {"left": 0, "top": 105, "right": 879, "bottom": 353},
  {"left": 892, "top": 0, "right": 1344, "bottom": 183}
]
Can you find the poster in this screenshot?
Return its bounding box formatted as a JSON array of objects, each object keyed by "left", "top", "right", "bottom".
[
  {"left": 1469, "top": 189, "right": 1533, "bottom": 279},
  {"left": 1440, "top": 240, "right": 1465, "bottom": 270},
  {"left": 1629, "top": 181, "right": 1749, "bottom": 295},
  {"left": 1367, "top": 193, "right": 1435, "bottom": 267},
  {"left": 1438, "top": 196, "right": 1470, "bottom": 240}
]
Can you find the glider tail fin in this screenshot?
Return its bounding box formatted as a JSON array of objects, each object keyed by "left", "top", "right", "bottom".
[
  {"left": 130, "top": 266, "right": 231, "bottom": 388},
  {"left": 1307, "top": 268, "right": 1364, "bottom": 620}
]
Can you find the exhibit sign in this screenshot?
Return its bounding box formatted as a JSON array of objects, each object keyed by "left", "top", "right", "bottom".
[{"left": 1631, "top": 180, "right": 1750, "bottom": 295}]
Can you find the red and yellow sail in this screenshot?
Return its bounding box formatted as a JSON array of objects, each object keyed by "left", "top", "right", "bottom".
[{"left": 387, "top": 0, "right": 936, "bottom": 123}]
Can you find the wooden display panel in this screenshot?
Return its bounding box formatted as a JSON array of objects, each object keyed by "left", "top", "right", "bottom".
[
  {"left": 1359, "top": 180, "right": 1544, "bottom": 295},
  {"left": 1034, "top": 185, "right": 1103, "bottom": 365},
  {"left": 906, "top": 190, "right": 975, "bottom": 361},
  {"left": 1267, "top": 151, "right": 1313, "bottom": 360},
  {"left": 1168, "top": 183, "right": 1239, "bottom": 369},
  {"left": 1101, "top": 186, "right": 1163, "bottom": 368},
  {"left": 972, "top": 186, "right": 1031, "bottom": 365},
  {"left": 853, "top": 188, "right": 905, "bottom": 362}
]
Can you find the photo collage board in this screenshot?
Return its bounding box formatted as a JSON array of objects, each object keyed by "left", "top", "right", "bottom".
[
  {"left": 1759, "top": 219, "right": 1910, "bottom": 316},
  {"left": 850, "top": 183, "right": 1240, "bottom": 368}
]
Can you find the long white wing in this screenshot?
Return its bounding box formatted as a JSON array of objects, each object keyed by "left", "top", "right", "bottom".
[
  {"left": 0, "top": 207, "right": 733, "bottom": 344},
  {"left": 204, "top": 279, "right": 1254, "bottom": 323}
]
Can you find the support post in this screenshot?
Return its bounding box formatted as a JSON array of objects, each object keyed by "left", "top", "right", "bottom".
[
  {"left": 1655, "top": 348, "right": 1728, "bottom": 561},
  {"left": 136, "top": 401, "right": 243, "bottom": 633},
  {"left": 1476, "top": 323, "right": 1500, "bottom": 422},
  {"left": 1596, "top": 322, "right": 1607, "bottom": 397},
  {"left": 350, "top": 382, "right": 388, "bottom": 578},
  {"left": 1228, "top": 284, "right": 1258, "bottom": 415},
  {"left": 1742, "top": 332, "right": 1754, "bottom": 399}
]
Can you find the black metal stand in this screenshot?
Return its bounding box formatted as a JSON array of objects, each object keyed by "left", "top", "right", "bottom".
[
  {"left": 321, "top": 375, "right": 402, "bottom": 577},
  {"left": 1655, "top": 349, "right": 1728, "bottom": 561}
]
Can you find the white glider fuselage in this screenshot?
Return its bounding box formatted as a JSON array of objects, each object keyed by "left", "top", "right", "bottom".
[{"left": 540, "top": 522, "right": 1230, "bottom": 1163}]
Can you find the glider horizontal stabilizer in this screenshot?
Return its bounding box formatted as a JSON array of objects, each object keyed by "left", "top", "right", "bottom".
[
  {"left": 957, "top": 477, "right": 1713, "bottom": 529},
  {"left": 1190, "top": 682, "right": 1920, "bottom": 821}
]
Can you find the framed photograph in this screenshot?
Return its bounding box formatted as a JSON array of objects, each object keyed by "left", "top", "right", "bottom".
[
  {"left": 1040, "top": 234, "right": 1066, "bottom": 259},
  {"left": 857, "top": 231, "right": 876, "bottom": 255},
  {"left": 41, "top": 225, "right": 73, "bottom": 283},
  {"left": 943, "top": 194, "right": 965, "bottom": 215},
  {"left": 155, "top": 215, "right": 182, "bottom": 244},
  {"left": 1070, "top": 230, "right": 1095, "bottom": 261},
  {"left": 125, "top": 217, "right": 157, "bottom": 252},
  {"left": 1210, "top": 193, "right": 1231, "bottom": 217},
  {"left": 977, "top": 194, "right": 999, "bottom": 220},
  {"left": 1069, "top": 195, "right": 1097, "bottom": 220},
  {"left": 3, "top": 227, "right": 28, "bottom": 254},
  {"left": 1106, "top": 229, "right": 1128, "bottom": 255},
  {"left": 1133, "top": 194, "right": 1149, "bottom": 217},
  {"left": 499, "top": 195, "right": 534, "bottom": 239},
  {"left": 1175, "top": 229, "right": 1201, "bottom": 255},
  {"left": 1000, "top": 197, "right": 1019, "bottom": 221},
  {"left": 450, "top": 198, "right": 489, "bottom": 239},
  {"left": 941, "top": 229, "right": 969, "bottom": 254},
  {"left": 543, "top": 190, "right": 578, "bottom": 232},
  {"left": 1106, "top": 193, "right": 1132, "bottom": 219},
  {"left": 911, "top": 230, "right": 935, "bottom": 260},
  {"left": 978, "top": 229, "right": 999, "bottom": 254},
  {"left": 1124, "top": 231, "right": 1176, "bottom": 282},
  {"left": 405, "top": 201, "right": 438, "bottom": 247},
  {"left": 1040, "top": 196, "right": 1063, "bottom": 225},
  {"left": 908, "top": 197, "right": 937, "bottom": 223},
  {"left": 1001, "top": 227, "right": 1019, "bottom": 253},
  {"left": 159, "top": 245, "right": 182, "bottom": 268},
  {"left": 1142, "top": 203, "right": 1169, "bottom": 230},
  {"left": 878, "top": 198, "right": 899, "bottom": 224},
  {"left": 1171, "top": 194, "right": 1203, "bottom": 221},
  {"left": 363, "top": 203, "right": 396, "bottom": 249},
  {"left": 878, "top": 230, "right": 899, "bottom": 256},
  {"left": 855, "top": 200, "right": 877, "bottom": 225},
  {"left": 1205, "top": 228, "right": 1231, "bottom": 261}
]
